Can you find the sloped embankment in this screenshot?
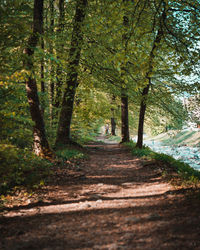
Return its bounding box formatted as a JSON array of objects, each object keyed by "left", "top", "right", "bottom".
[{"left": 149, "top": 130, "right": 200, "bottom": 147}]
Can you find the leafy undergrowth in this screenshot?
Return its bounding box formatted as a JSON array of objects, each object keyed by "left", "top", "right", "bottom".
[
  {"left": 0, "top": 144, "right": 87, "bottom": 209},
  {"left": 56, "top": 148, "right": 86, "bottom": 161},
  {"left": 0, "top": 144, "right": 52, "bottom": 195},
  {"left": 106, "top": 135, "right": 121, "bottom": 142},
  {"left": 124, "top": 141, "right": 200, "bottom": 187},
  {"left": 72, "top": 132, "right": 99, "bottom": 145}
]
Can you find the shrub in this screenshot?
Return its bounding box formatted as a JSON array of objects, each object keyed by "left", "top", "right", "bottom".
[{"left": 0, "top": 144, "right": 52, "bottom": 194}]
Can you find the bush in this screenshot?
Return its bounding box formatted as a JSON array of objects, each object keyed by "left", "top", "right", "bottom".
[
  {"left": 0, "top": 144, "right": 52, "bottom": 195},
  {"left": 0, "top": 84, "right": 33, "bottom": 150}
]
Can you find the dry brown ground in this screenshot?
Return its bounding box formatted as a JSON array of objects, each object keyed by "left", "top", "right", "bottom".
[{"left": 1, "top": 137, "right": 200, "bottom": 250}]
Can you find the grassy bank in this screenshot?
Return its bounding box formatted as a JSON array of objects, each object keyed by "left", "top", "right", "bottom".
[
  {"left": 124, "top": 141, "right": 200, "bottom": 186},
  {"left": 147, "top": 130, "right": 200, "bottom": 147},
  {"left": 106, "top": 135, "right": 121, "bottom": 142}
]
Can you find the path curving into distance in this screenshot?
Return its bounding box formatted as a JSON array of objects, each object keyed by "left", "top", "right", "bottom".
[{"left": 1, "top": 137, "right": 200, "bottom": 249}]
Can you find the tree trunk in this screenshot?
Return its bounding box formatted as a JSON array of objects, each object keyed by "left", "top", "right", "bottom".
[
  {"left": 136, "top": 82, "right": 150, "bottom": 148},
  {"left": 54, "top": 0, "right": 65, "bottom": 110},
  {"left": 111, "top": 96, "right": 116, "bottom": 136},
  {"left": 111, "top": 117, "right": 116, "bottom": 136},
  {"left": 121, "top": 89, "right": 130, "bottom": 142},
  {"left": 24, "top": 0, "right": 51, "bottom": 157},
  {"left": 49, "top": 0, "right": 55, "bottom": 105},
  {"left": 55, "top": 0, "right": 87, "bottom": 148},
  {"left": 41, "top": 38, "right": 45, "bottom": 93},
  {"left": 49, "top": 0, "right": 55, "bottom": 124},
  {"left": 40, "top": 37, "right": 45, "bottom": 115},
  {"left": 120, "top": 0, "right": 130, "bottom": 143},
  {"left": 136, "top": 7, "right": 166, "bottom": 148}
]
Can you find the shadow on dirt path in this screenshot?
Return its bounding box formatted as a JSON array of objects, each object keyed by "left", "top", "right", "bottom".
[{"left": 1, "top": 136, "right": 200, "bottom": 249}]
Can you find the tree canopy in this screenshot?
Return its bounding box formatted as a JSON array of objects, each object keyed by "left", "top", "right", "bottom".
[{"left": 0, "top": 0, "right": 199, "bottom": 156}]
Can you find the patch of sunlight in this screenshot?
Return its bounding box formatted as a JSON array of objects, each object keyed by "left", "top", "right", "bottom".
[{"left": 3, "top": 183, "right": 170, "bottom": 218}]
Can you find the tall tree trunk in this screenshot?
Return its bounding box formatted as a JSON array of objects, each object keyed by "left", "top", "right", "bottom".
[
  {"left": 120, "top": 0, "right": 130, "bottom": 143},
  {"left": 40, "top": 36, "right": 45, "bottom": 115},
  {"left": 54, "top": 0, "right": 64, "bottom": 111},
  {"left": 55, "top": 0, "right": 87, "bottom": 148},
  {"left": 41, "top": 38, "right": 45, "bottom": 93},
  {"left": 136, "top": 82, "right": 150, "bottom": 148},
  {"left": 49, "top": 0, "right": 55, "bottom": 124},
  {"left": 111, "top": 95, "right": 116, "bottom": 136},
  {"left": 111, "top": 117, "right": 116, "bottom": 136},
  {"left": 24, "top": 0, "right": 51, "bottom": 156},
  {"left": 121, "top": 89, "right": 129, "bottom": 142},
  {"left": 136, "top": 5, "right": 166, "bottom": 148}
]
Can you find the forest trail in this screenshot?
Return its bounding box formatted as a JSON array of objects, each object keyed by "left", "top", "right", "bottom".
[{"left": 1, "top": 137, "right": 200, "bottom": 249}]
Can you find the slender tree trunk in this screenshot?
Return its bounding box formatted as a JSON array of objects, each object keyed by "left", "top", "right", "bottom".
[
  {"left": 24, "top": 0, "right": 51, "bottom": 156},
  {"left": 54, "top": 68, "right": 62, "bottom": 109},
  {"left": 40, "top": 37, "right": 45, "bottom": 115},
  {"left": 111, "top": 107, "right": 116, "bottom": 136},
  {"left": 120, "top": 0, "right": 130, "bottom": 143},
  {"left": 49, "top": 0, "right": 55, "bottom": 124},
  {"left": 41, "top": 38, "right": 45, "bottom": 93},
  {"left": 121, "top": 89, "right": 129, "bottom": 142},
  {"left": 111, "top": 117, "right": 116, "bottom": 136},
  {"left": 54, "top": 0, "right": 64, "bottom": 110},
  {"left": 136, "top": 82, "right": 150, "bottom": 148},
  {"left": 111, "top": 96, "right": 116, "bottom": 136},
  {"left": 55, "top": 0, "right": 87, "bottom": 148},
  {"left": 136, "top": 6, "right": 166, "bottom": 148}
]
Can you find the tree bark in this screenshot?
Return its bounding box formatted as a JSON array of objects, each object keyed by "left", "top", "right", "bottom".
[
  {"left": 111, "top": 96, "right": 116, "bottom": 136},
  {"left": 49, "top": 0, "right": 55, "bottom": 107},
  {"left": 41, "top": 38, "right": 45, "bottom": 93},
  {"left": 40, "top": 36, "right": 45, "bottom": 115},
  {"left": 120, "top": 0, "right": 130, "bottom": 143},
  {"left": 55, "top": 0, "right": 87, "bottom": 148},
  {"left": 48, "top": 0, "right": 55, "bottom": 125},
  {"left": 24, "top": 0, "right": 51, "bottom": 157},
  {"left": 136, "top": 6, "right": 166, "bottom": 148},
  {"left": 111, "top": 117, "right": 116, "bottom": 136},
  {"left": 54, "top": 0, "right": 65, "bottom": 110},
  {"left": 136, "top": 82, "right": 150, "bottom": 148},
  {"left": 121, "top": 89, "right": 130, "bottom": 142}
]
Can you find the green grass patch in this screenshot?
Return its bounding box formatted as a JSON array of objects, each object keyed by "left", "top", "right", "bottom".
[
  {"left": 163, "top": 131, "right": 196, "bottom": 145},
  {"left": 75, "top": 134, "right": 97, "bottom": 145},
  {"left": 107, "top": 135, "right": 121, "bottom": 142},
  {"left": 124, "top": 140, "right": 200, "bottom": 184},
  {"left": 55, "top": 148, "right": 86, "bottom": 161},
  {"left": 0, "top": 144, "right": 52, "bottom": 195},
  {"left": 72, "top": 131, "right": 101, "bottom": 145}
]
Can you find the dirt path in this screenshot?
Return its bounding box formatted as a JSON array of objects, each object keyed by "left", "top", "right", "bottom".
[{"left": 1, "top": 138, "right": 200, "bottom": 249}]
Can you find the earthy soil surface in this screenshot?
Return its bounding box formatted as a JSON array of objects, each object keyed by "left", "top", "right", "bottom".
[{"left": 1, "top": 137, "right": 200, "bottom": 250}]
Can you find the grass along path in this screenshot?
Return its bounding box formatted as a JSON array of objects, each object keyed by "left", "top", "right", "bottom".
[
  {"left": 1, "top": 137, "right": 200, "bottom": 249},
  {"left": 146, "top": 129, "right": 200, "bottom": 147}
]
